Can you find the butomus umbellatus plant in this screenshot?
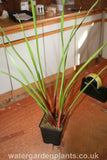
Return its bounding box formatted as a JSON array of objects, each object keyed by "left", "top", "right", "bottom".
[{"left": 0, "top": 0, "right": 107, "bottom": 145}]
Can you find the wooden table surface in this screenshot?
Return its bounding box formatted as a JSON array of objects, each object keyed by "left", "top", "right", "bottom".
[
  {"left": 0, "top": 7, "right": 103, "bottom": 34},
  {"left": 0, "top": 59, "right": 107, "bottom": 160}
]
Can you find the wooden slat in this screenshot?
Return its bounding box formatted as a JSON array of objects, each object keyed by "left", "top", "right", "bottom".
[
  {"left": 0, "top": 91, "right": 12, "bottom": 104},
  {"left": 0, "top": 9, "right": 102, "bottom": 34},
  {"left": 3, "top": 33, "right": 43, "bottom": 47},
  {"left": 43, "top": 10, "right": 102, "bottom": 26},
  {"left": 4, "top": 23, "right": 42, "bottom": 35},
  {"left": 0, "top": 19, "right": 101, "bottom": 48}
]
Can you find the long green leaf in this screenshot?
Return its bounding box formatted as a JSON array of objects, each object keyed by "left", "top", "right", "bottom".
[
  {"left": 0, "top": 40, "right": 48, "bottom": 110},
  {"left": 0, "top": 27, "right": 41, "bottom": 94},
  {"left": 58, "top": 0, "right": 99, "bottom": 113},
  {"left": 30, "top": 0, "right": 46, "bottom": 93},
  {"left": 18, "top": 19, "right": 46, "bottom": 99},
  {"left": 55, "top": 0, "right": 99, "bottom": 100},
  {"left": 65, "top": 9, "right": 81, "bottom": 66},
  {"left": 64, "top": 0, "right": 99, "bottom": 55},
  {"left": 61, "top": 66, "right": 107, "bottom": 125},
  {"left": 63, "top": 42, "right": 107, "bottom": 101},
  {"left": 69, "top": 66, "right": 107, "bottom": 110},
  {"left": 54, "top": 12, "right": 79, "bottom": 95},
  {"left": 64, "top": 69, "right": 87, "bottom": 103},
  {"left": 0, "top": 71, "right": 48, "bottom": 113},
  {"left": 59, "top": 0, "right": 66, "bottom": 113},
  {"left": 59, "top": 0, "right": 100, "bottom": 110}
]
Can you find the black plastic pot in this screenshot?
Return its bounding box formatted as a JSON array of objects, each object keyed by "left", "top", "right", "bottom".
[{"left": 39, "top": 114, "right": 64, "bottom": 146}]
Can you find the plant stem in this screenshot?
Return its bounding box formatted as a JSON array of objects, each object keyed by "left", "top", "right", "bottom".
[
  {"left": 59, "top": 0, "right": 66, "bottom": 113},
  {"left": 48, "top": 112, "right": 57, "bottom": 127},
  {"left": 62, "top": 69, "right": 87, "bottom": 106},
  {"left": 53, "top": 93, "right": 56, "bottom": 116},
  {"left": 58, "top": 112, "right": 62, "bottom": 128}
]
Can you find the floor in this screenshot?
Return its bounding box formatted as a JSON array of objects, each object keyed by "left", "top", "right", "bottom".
[{"left": 0, "top": 58, "right": 107, "bottom": 160}]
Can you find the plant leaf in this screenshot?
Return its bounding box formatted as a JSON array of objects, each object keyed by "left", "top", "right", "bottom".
[
  {"left": 30, "top": 0, "right": 46, "bottom": 93},
  {"left": 63, "top": 42, "right": 107, "bottom": 103},
  {"left": 18, "top": 19, "right": 46, "bottom": 99},
  {"left": 59, "top": 0, "right": 66, "bottom": 113},
  {"left": 0, "top": 70, "right": 48, "bottom": 113},
  {"left": 0, "top": 40, "right": 48, "bottom": 111},
  {"left": 61, "top": 65, "right": 107, "bottom": 125}
]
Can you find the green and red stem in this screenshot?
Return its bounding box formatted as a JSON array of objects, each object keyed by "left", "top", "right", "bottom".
[
  {"left": 53, "top": 93, "right": 57, "bottom": 116},
  {"left": 48, "top": 112, "right": 57, "bottom": 127},
  {"left": 58, "top": 112, "right": 62, "bottom": 128}
]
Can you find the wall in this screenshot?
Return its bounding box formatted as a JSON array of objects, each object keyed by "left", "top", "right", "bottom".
[
  {"left": 0, "top": 0, "right": 20, "bottom": 15},
  {"left": 0, "top": 0, "right": 56, "bottom": 15},
  {"left": 36, "top": 0, "right": 56, "bottom": 5},
  {"left": 75, "top": 0, "right": 107, "bottom": 9},
  {"left": 0, "top": 0, "right": 107, "bottom": 15}
]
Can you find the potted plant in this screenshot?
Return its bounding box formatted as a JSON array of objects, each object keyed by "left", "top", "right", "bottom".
[{"left": 0, "top": 0, "right": 107, "bottom": 146}]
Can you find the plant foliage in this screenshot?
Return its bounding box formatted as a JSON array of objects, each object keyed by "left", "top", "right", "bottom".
[{"left": 0, "top": 0, "right": 107, "bottom": 128}]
